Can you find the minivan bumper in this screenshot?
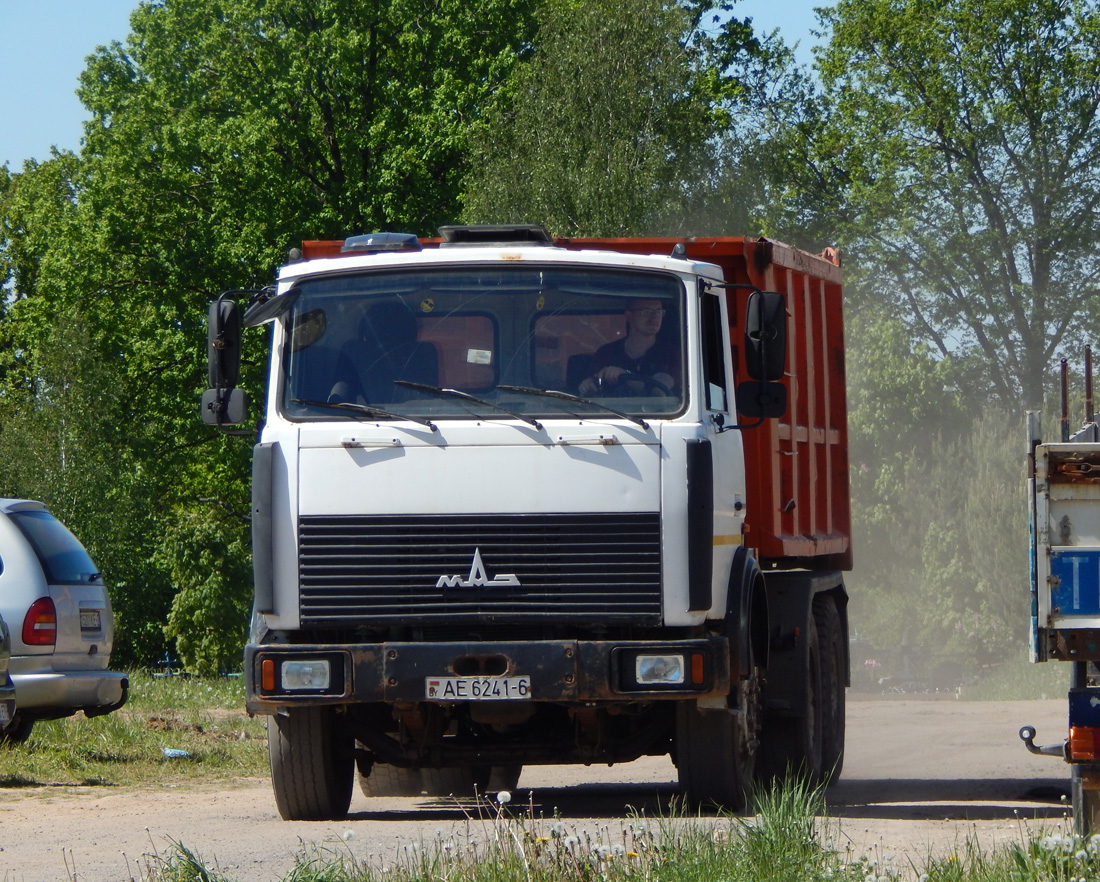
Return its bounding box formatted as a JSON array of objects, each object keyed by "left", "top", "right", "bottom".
[{"left": 11, "top": 669, "right": 128, "bottom": 720}]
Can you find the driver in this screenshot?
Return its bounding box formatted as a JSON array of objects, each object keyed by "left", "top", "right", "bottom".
[{"left": 578, "top": 298, "right": 679, "bottom": 396}]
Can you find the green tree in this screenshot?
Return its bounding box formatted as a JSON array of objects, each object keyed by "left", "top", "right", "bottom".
[
  {"left": 462, "top": 0, "right": 744, "bottom": 236},
  {"left": 0, "top": 307, "right": 177, "bottom": 664},
  {"left": 161, "top": 512, "right": 253, "bottom": 675},
  {"left": 79, "top": 0, "right": 538, "bottom": 244},
  {"left": 0, "top": 0, "right": 541, "bottom": 670},
  {"left": 843, "top": 304, "right": 1028, "bottom": 674},
  {"left": 817, "top": 0, "right": 1100, "bottom": 408}
]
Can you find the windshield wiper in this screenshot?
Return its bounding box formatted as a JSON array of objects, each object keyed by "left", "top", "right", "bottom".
[
  {"left": 291, "top": 398, "right": 437, "bottom": 431},
  {"left": 394, "top": 381, "right": 543, "bottom": 430},
  {"left": 497, "top": 385, "right": 649, "bottom": 429}
]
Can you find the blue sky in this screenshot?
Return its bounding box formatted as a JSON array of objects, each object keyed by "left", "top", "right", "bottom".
[
  {"left": 0, "top": 1, "right": 139, "bottom": 168},
  {"left": 0, "top": 0, "right": 823, "bottom": 170}
]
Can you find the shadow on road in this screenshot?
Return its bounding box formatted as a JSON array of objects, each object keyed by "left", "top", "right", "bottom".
[
  {"left": 347, "top": 781, "right": 682, "bottom": 822},
  {"left": 346, "top": 776, "right": 1072, "bottom": 823},
  {"left": 826, "top": 777, "right": 1071, "bottom": 822}
]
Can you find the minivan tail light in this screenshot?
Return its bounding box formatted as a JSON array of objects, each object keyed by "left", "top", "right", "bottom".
[{"left": 23, "top": 597, "right": 57, "bottom": 646}]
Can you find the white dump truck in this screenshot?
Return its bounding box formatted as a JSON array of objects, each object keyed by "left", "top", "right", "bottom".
[{"left": 203, "top": 226, "right": 852, "bottom": 820}]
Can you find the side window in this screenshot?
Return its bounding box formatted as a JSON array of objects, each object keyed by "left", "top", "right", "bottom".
[{"left": 701, "top": 290, "right": 728, "bottom": 412}]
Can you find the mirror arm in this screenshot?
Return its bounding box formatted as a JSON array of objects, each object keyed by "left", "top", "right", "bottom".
[
  {"left": 707, "top": 281, "right": 761, "bottom": 292},
  {"left": 717, "top": 418, "right": 767, "bottom": 432}
]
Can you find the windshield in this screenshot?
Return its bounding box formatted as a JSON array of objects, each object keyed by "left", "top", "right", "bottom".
[{"left": 280, "top": 264, "right": 686, "bottom": 421}]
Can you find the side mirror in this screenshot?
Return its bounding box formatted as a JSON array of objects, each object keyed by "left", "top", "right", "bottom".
[
  {"left": 735, "top": 381, "right": 787, "bottom": 419},
  {"left": 208, "top": 298, "right": 242, "bottom": 389},
  {"left": 744, "top": 291, "right": 786, "bottom": 382},
  {"left": 201, "top": 387, "right": 248, "bottom": 426},
  {"left": 203, "top": 297, "right": 247, "bottom": 427}
]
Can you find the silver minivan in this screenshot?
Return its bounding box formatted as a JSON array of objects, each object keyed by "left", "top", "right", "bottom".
[{"left": 0, "top": 499, "right": 127, "bottom": 742}]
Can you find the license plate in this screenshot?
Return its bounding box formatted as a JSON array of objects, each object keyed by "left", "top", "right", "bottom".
[
  {"left": 80, "top": 610, "right": 102, "bottom": 631},
  {"left": 426, "top": 676, "right": 531, "bottom": 701},
  {"left": 0, "top": 701, "right": 11, "bottom": 725}
]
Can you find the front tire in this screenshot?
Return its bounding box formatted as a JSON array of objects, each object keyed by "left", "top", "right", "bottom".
[
  {"left": 422, "top": 765, "right": 481, "bottom": 797},
  {"left": 267, "top": 708, "right": 354, "bottom": 820},
  {"left": 676, "top": 657, "right": 760, "bottom": 811},
  {"left": 487, "top": 764, "right": 523, "bottom": 792}
]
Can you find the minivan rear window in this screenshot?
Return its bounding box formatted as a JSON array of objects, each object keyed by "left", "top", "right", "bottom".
[{"left": 9, "top": 510, "right": 100, "bottom": 585}]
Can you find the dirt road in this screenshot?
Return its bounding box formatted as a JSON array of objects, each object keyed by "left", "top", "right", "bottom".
[{"left": 0, "top": 696, "right": 1074, "bottom": 882}]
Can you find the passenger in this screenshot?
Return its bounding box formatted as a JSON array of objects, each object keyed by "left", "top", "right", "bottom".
[
  {"left": 329, "top": 301, "right": 438, "bottom": 404},
  {"left": 578, "top": 299, "right": 679, "bottom": 396}
]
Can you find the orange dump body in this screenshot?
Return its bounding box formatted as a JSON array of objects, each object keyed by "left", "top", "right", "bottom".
[{"left": 300, "top": 234, "right": 851, "bottom": 572}]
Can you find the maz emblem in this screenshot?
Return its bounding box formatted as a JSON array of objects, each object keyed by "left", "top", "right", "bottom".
[{"left": 436, "top": 548, "right": 520, "bottom": 589}]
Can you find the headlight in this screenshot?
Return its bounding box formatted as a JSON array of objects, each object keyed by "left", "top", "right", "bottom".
[
  {"left": 635, "top": 654, "right": 685, "bottom": 685},
  {"left": 281, "top": 659, "right": 331, "bottom": 690},
  {"left": 616, "top": 646, "right": 709, "bottom": 692},
  {"left": 258, "top": 653, "right": 345, "bottom": 695}
]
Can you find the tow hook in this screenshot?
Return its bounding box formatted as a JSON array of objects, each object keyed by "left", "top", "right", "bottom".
[{"left": 1020, "top": 725, "right": 1066, "bottom": 758}]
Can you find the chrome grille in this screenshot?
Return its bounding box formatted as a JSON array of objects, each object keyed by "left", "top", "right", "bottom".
[{"left": 298, "top": 513, "right": 662, "bottom": 625}]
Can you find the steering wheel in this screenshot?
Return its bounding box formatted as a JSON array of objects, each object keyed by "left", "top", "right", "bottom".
[{"left": 618, "top": 371, "right": 674, "bottom": 396}]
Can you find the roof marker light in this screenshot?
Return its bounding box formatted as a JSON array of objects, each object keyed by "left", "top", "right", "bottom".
[{"left": 340, "top": 232, "right": 421, "bottom": 253}]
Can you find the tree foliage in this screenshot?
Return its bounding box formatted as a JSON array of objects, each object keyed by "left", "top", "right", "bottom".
[
  {"left": 0, "top": 0, "right": 540, "bottom": 671},
  {"left": 843, "top": 306, "right": 1027, "bottom": 673},
  {"left": 4, "top": 0, "right": 1076, "bottom": 682},
  {"left": 818, "top": 0, "right": 1100, "bottom": 407},
  {"left": 462, "top": 0, "right": 761, "bottom": 237}
]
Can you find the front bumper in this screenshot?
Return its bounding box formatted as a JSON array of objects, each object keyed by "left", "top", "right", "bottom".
[{"left": 246, "top": 638, "right": 730, "bottom": 712}]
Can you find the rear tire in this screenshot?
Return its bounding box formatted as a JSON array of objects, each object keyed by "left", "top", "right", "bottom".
[
  {"left": 358, "top": 762, "right": 423, "bottom": 797},
  {"left": 422, "top": 765, "right": 481, "bottom": 797},
  {"left": 1073, "top": 765, "right": 1100, "bottom": 836},
  {"left": 267, "top": 708, "right": 354, "bottom": 820},
  {"left": 487, "top": 764, "right": 523, "bottom": 792},
  {"left": 814, "top": 598, "right": 846, "bottom": 783},
  {"left": 757, "top": 616, "right": 823, "bottom": 785},
  {"left": 0, "top": 714, "right": 34, "bottom": 745}
]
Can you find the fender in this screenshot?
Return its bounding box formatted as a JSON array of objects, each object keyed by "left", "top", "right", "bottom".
[
  {"left": 759, "top": 570, "right": 847, "bottom": 718},
  {"left": 723, "top": 546, "right": 770, "bottom": 679}
]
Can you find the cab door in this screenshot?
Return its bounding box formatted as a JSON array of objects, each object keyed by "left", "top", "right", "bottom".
[{"left": 700, "top": 285, "right": 746, "bottom": 614}]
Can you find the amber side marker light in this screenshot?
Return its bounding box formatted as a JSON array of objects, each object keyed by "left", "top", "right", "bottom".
[
  {"left": 691, "top": 652, "right": 705, "bottom": 685},
  {"left": 261, "top": 658, "right": 276, "bottom": 692},
  {"left": 1069, "top": 726, "right": 1100, "bottom": 761}
]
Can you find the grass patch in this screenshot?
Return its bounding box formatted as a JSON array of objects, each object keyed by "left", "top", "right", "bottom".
[
  {"left": 4, "top": 672, "right": 1093, "bottom": 880},
  {"left": 130, "top": 778, "right": 1100, "bottom": 882},
  {"left": 961, "top": 654, "right": 1070, "bottom": 701},
  {"left": 139, "top": 778, "right": 850, "bottom": 882},
  {"left": 0, "top": 669, "right": 266, "bottom": 788}
]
